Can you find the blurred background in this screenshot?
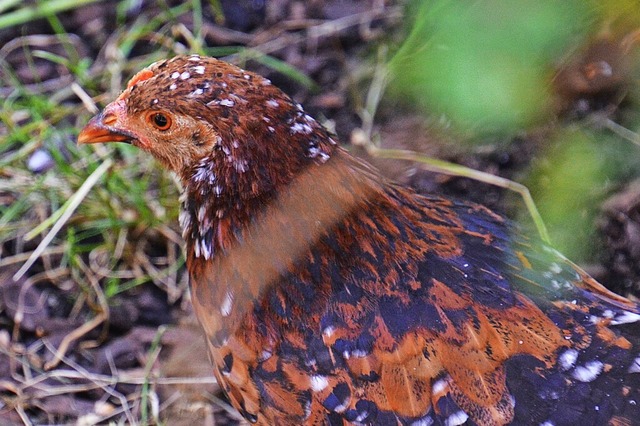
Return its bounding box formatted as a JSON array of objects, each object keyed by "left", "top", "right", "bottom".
[{"left": 1, "top": 0, "right": 639, "bottom": 424}]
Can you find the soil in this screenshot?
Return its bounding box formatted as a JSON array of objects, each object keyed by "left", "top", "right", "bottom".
[{"left": 1, "top": 1, "right": 639, "bottom": 424}]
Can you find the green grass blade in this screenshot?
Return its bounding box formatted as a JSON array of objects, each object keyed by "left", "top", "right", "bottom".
[{"left": 0, "top": 0, "right": 104, "bottom": 29}]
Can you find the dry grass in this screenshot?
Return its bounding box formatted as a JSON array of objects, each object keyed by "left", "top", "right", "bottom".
[
  {"left": 0, "top": 1, "right": 399, "bottom": 424},
  {"left": 2, "top": 1, "right": 640, "bottom": 424}
]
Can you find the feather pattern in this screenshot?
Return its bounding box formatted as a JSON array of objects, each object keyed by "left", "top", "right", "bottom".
[{"left": 79, "top": 55, "right": 640, "bottom": 425}]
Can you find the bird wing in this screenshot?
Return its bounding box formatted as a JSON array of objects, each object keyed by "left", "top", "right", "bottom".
[{"left": 190, "top": 152, "right": 640, "bottom": 425}]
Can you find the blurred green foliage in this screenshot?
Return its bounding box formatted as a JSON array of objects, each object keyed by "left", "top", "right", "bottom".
[
  {"left": 390, "top": 0, "right": 593, "bottom": 134},
  {"left": 524, "top": 128, "right": 639, "bottom": 260},
  {"left": 388, "top": 0, "right": 640, "bottom": 262}
]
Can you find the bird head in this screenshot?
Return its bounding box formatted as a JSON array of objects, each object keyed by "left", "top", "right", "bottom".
[{"left": 78, "top": 55, "right": 335, "bottom": 192}]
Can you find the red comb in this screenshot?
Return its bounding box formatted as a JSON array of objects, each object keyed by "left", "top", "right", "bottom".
[
  {"left": 116, "top": 68, "right": 154, "bottom": 101},
  {"left": 127, "top": 68, "right": 154, "bottom": 89}
]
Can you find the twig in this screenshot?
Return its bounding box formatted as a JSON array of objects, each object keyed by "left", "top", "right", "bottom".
[
  {"left": 361, "top": 143, "right": 551, "bottom": 244},
  {"left": 603, "top": 118, "right": 640, "bottom": 147},
  {"left": 13, "top": 159, "right": 113, "bottom": 281},
  {"left": 43, "top": 312, "right": 107, "bottom": 371},
  {"left": 71, "top": 82, "right": 99, "bottom": 114},
  {"left": 353, "top": 48, "right": 552, "bottom": 244},
  {"left": 140, "top": 326, "right": 167, "bottom": 425},
  {"left": 39, "top": 340, "right": 136, "bottom": 424}
]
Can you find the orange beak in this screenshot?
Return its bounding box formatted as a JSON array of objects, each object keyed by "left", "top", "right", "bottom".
[{"left": 78, "top": 101, "right": 137, "bottom": 145}]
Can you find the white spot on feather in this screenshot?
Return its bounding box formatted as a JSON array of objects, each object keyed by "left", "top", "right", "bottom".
[
  {"left": 178, "top": 210, "right": 190, "bottom": 238},
  {"left": 221, "top": 292, "right": 234, "bottom": 317},
  {"left": 291, "top": 122, "right": 313, "bottom": 134},
  {"left": 199, "top": 239, "right": 212, "bottom": 260},
  {"left": 431, "top": 378, "right": 447, "bottom": 395},
  {"left": 169, "top": 83, "right": 177, "bottom": 90},
  {"left": 310, "top": 375, "right": 328, "bottom": 392},
  {"left": 197, "top": 205, "right": 206, "bottom": 222},
  {"left": 333, "top": 401, "right": 348, "bottom": 413},
  {"left": 611, "top": 311, "right": 640, "bottom": 325},
  {"left": 411, "top": 418, "right": 434, "bottom": 426},
  {"left": 194, "top": 241, "right": 200, "bottom": 258},
  {"left": 259, "top": 350, "right": 273, "bottom": 361},
  {"left": 628, "top": 356, "right": 640, "bottom": 373},
  {"left": 351, "top": 349, "right": 368, "bottom": 358},
  {"left": 192, "top": 158, "right": 216, "bottom": 184},
  {"left": 180, "top": 71, "right": 190, "bottom": 80},
  {"left": 308, "top": 146, "right": 330, "bottom": 162},
  {"left": 266, "top": 99, "right": 279, "bottom": 108},
  {"left": 303, "top": 400, "right": 312, "bottom": 419},
  {"left": 355, "top": 410, "right": 369, "bottom": 423},
  {"left": 171, "top": 72, "right": 180, "bottom": 79},
  {"left": 219, "top": 99, "right": 235, "bottom": 107},
  {"left": 445, "top": 410, "right": 468, "bottom": 426},
  {"left": 193, "top": 65, "right": 205, "bottom": 74},
  {"left": 572, "top": 360, "right": 603, "bottom": 382},
  {"left": 558, "top": 349, "right": 579, "bottom": 371},
  {"left": 323, "top": 326, "right": 335, "bottom": 338},
  {"left": 189, "top": 88, "right": 204, "bottom": 97},
  {"left": 234, "top": 159, "right": 248, "bottom": 173}
]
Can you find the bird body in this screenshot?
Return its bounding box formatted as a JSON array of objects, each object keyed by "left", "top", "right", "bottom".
[{"left": 79, "top": 55, "right": 640, "bottom": 425}]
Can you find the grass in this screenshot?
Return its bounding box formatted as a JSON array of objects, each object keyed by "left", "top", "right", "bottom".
[
  {"left": 0, "top": 1, "right": 397, "bottom": 423},
  {"left": 0, "top": 0, "right": 103, "bottom": 29},
  {"left": 1, "top": 0, "right": 640, "bottom": 424},
  {"left": 0, "top": 2, "right": 222, "bottom": 424},
  {"left": 1, "top": 0, "right": 322, "bottom": 300}
]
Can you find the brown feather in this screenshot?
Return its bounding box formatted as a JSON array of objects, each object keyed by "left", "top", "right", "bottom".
[{"left": 79, "top": 55, "right": 640, "bottom": 425}]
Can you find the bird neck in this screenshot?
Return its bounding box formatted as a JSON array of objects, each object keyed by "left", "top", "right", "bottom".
[
  {"left": 180, "top": 149, "right": 387, "bottom": 346},
  {"left": 178, "top": 129, "right": 343, "bottom": 260}
]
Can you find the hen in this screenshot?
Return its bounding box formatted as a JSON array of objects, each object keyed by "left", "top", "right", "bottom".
[{"left": 78, "top": 55, "right": 640, "bottom": 425}]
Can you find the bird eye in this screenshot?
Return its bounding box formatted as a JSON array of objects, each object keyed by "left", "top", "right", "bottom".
[{"left": 148, "top": 112, "right": 172, "bottom": 131}]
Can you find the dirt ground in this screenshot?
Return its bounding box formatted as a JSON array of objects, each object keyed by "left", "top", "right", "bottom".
[{"left": 1, "top": 1, "right": 640, "bottom": 424}]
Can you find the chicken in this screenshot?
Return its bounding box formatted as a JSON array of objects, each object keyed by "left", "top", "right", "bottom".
[{"left": 78, "top": 55, "right": 640, "bottom": 425}]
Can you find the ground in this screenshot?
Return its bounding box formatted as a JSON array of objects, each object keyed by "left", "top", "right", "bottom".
[{"left": 1, "top": 1, "right": 640, "bottom": 424}]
